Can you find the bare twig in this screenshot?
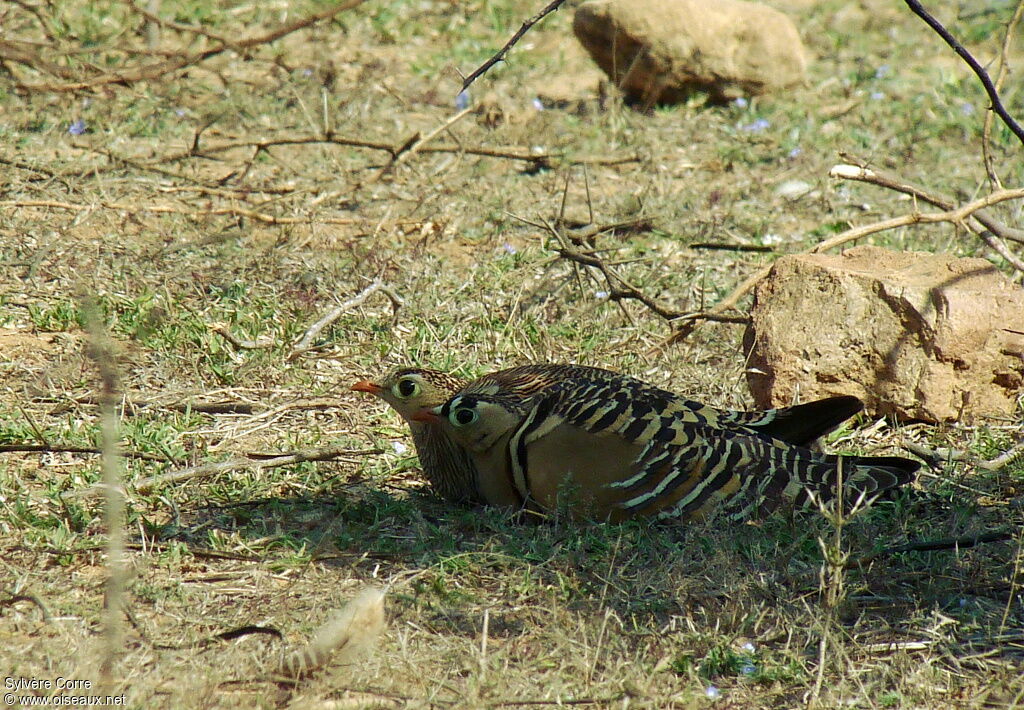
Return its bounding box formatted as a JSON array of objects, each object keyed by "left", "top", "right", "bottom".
[
  {"left": 547, "top": 221, "right": 687, "bottom": 322},
  {"left": 982, "top": 0, "right": 1024, "bottom": 188},
  {"left": 372, "top": 108, "right": 473, "bottom": 180},
  {"left": 835, "top": 154, "right": 1024, "bottom": 245},
  {"left": 288, "top": 280, "right": 403, "bottom": 360},
  {"left": 152, "top": 133, "right": 560, "bottom": 169},
  {"left": 10, "top": 0, "right": 367, "bottom": 92},
  {"left": 976, "top": 230, "right": 1024, "bottom": 273},
  {"left": 0, "top": 38, "right": 79, "bottom": 80},
  {"left": 485, "top": 699, "right": 620, "bottom": 708},
  {"left": 460, "top": 0, "right": 568, "bottom": 93},
  {"left": 665, "top": 186, "right": 1024, "bottom": 344},
  {"left": 980, "top": 440, "right": 1024, "bottom": 471},
  {"left": 10, "top": 134, "right": 632, "bottom": 183},
  {"left": 905, "top": 0, "right": 1024, "bottom": 145},
  {"left": 54, "top": 395, "right": 256, "bottom": 415},
  {"left": 831, "top": 161, "right": 1024, "bottom": 270},
  {"left": 854, "top": 531, "right": 1015, "bottom": 567},
  {"left": 563, "top": 217, "right": 655, "bottom": 245},
  {"left": 0, "top": 443, "right": 174, "bottom": 463},
  {"left": 806, "top": 188, "right": 1024, "bottom": 250},
  {"left": 209, "top": 323, "right": 275, "bottom": 350},
  {"left": 64, "top": 445, "right": 382, "bottom": 499},
  {"left": 0, "top": 199, "right": 382, "bottom": 227},
  {"left": 860, "top": 639, "right": 938, "bottom": 654},
  {"left": 690, "top": 242, "right": 773, "bottom": 252},
  {"left": 903, "top": 441, "right": 969, "bottom": 468}
]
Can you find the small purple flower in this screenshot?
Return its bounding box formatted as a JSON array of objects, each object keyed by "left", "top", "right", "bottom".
[
  {"left": 502, "top": 242, "right": 517, "bottom": 255},
  {"left": 788, "top": 146, "right": 803, "bottom": 159},
  {"left": 174, "top": 108, "right": 187, "bottom": 119},
  {"left": 532, "top": 97, "right": 545, "bottom": 111},
  {"left": 733, "top": 97, "right": 749, "bottom": 109},
  {"left": 740, "top": 662, "right": 757, "bottom": 676},
  {"left": 875, "top": 64, "right": 890, "bottom": 79},
  {"left": 705, "top": 685, "right": 721, "bottom": 700},
  {"left": 741, "top": 118, "right": 770, "bottom": 133},
  {"left": 960, "top": 102, "right": 975, "bottom": 116},
  {"left": 302, "top": 67, "right": 314, "bottom": 78},
  {"left": 741, "top": 642, "right": 756, "bottom": 653},
  {"left": 870, "top": 91, "right": 885, "bottom": 101},
  {"left": 595, "top": 290, "right": 609, "bottom": 300},
  {"left": 68, "top": 119, "right": 87, "bottom": 136},
  {"left": 456, "top": 90, "right": 470, "bottom": 110}
]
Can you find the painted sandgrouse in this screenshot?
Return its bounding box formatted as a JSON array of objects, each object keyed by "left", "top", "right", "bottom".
[
  {"left": 353, "top": 364, "right": 887, "bottom": 509},
  {"left": 420, "top": 370, "right": 919, "bottom": 522}
]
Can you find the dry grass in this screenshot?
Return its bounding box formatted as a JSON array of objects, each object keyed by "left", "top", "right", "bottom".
[{"left": 1, "top": 0, "right": 1022, "bottom": 707}]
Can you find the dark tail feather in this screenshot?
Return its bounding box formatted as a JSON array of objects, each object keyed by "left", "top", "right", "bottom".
[
  {"left": 755, "top": 396, "right": 864, "bottom": 446},
  {"left": 845, "top": 455, "right": 921, "bottom": 493}
]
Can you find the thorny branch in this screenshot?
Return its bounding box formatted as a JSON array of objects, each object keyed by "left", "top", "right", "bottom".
[
  {"left": 460, "top": 0, "right": 568, "bottom": 93},
  {"left": 905, "top": 0, "right": 1024, "bottom": 145},
  {"left": 553, "top": 185, "right": 1024, "bottom": 345},
  {"left": 4, "top": 132, "right": 636, "bottom": 188},
  {"left": 0, "top": 444, "right": 173, "bottom": 463},
  {"left": 153, "top": 133, "right": 560, "bottom": 170}
]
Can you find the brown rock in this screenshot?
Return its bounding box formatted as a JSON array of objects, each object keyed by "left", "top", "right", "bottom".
[
  {"left": 572, "top": 0, "right": 808, "bottom": 105},
  {"left": 743, "top": 246, "right": 1024, "bottom": 423}
]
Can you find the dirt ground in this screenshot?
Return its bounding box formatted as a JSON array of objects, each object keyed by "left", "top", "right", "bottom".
[{"left": 1, "top": 0, "right": 1022, "bottom": 707}]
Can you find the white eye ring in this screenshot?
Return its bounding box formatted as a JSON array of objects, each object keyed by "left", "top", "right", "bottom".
[
  {"left": 451, "top": 406, "right": 478, "bottom": 427},
  {"left": 395, "top": 378, "right": 420, "bottom": 399}
]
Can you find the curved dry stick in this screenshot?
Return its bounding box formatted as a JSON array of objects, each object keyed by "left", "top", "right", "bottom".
[
  {"left": 830, "top": 162, "right": 1024, "bottom": 271},
  {"left": 836, "top": 154, "right": 1024, "bottom": 246},
  {"left": 288, "top": 280, "right": 403, "bottom": 360},
  {"left": 665, "top": 187, "right": 1024, "bottom": 344}
]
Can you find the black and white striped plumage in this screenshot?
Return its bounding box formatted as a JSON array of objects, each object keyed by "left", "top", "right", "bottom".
[
  {"left": 432, "top": 370, "right": 919, "bottom": 522},
  {"left": 354, "top": 363, "right": 914, "bottom": 517}
]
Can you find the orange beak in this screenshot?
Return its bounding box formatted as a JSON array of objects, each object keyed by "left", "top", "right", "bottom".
[
  {"left": 351, "top": 380, "right": 383, "bottom": 394},
  {"left": 411, "top": 408, "right": 441, "bottom": 423}
]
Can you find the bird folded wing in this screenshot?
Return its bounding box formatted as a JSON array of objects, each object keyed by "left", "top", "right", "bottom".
[{"left": 505, "top": 385, "right": 913, "bottom": 523}]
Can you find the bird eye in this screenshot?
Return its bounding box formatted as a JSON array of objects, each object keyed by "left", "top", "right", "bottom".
[
  {"left": 395, "top": 378, "right": 420, "bottom": 398},
  {"left": 451, "top": 406, "right": 478, "bottom": 427}
]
